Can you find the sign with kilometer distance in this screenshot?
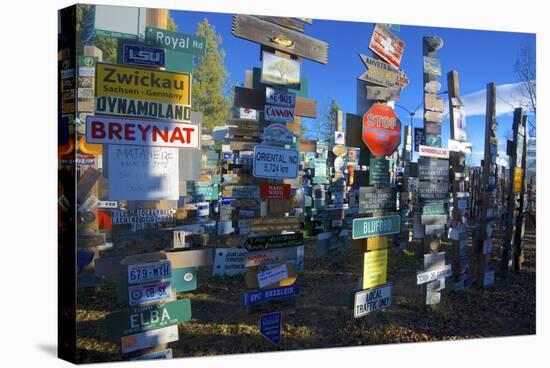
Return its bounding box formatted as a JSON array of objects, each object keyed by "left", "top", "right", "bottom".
[{"left": 253, "top": 145, "right": 298, "bottom": 179}]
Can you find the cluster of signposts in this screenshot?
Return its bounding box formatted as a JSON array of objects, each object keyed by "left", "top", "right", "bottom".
[{"left": 58, "top": 6, "right": 533, "bottom": 361}]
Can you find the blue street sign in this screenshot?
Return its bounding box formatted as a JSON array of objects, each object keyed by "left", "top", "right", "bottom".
[
  {"left": 260, "top": 312, "right": 283, "bottom": 345},
  {"left": 243, "top": 285, "right": 299, "bottom": 306}
]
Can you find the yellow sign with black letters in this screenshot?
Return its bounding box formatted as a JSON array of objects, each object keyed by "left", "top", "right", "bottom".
[
  {"left": 95, "top": 63, "right": 191, "bottom": 105},
  {"left": 363, "top": 249, "right": 388, "bottom": 289}
]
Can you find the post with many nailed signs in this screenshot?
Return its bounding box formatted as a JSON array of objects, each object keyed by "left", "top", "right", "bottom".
[
  {"left": 418, "top": 36, "right": 451, "bottom": 308},
  {"left": 447, "top": 71, "right": 471, "bottom": 289},
  {"left": 351, "top": 24, "right": 406, "bottom": 321}
]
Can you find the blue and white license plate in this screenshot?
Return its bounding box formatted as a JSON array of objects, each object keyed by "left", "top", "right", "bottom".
[
  {"left": 128, "top": 281, "right": 172, "bottom": 306},
  {"left": 128, "top": 261, "right": 172, "bottom": 285}
]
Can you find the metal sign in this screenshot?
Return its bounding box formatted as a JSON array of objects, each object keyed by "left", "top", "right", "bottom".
[
  {"left": 250, "top": 217, "right": 301, "bottom": 232},
  {"left": 369, "top": 158, "right": 390, "bottom": 185},
  {"left": 145, "top": 27, "right": 206, "bottom": 55},
  {"left": 265, "top": 105, "right": 295, "bottom": 123},
  {"left": 363, "top": 249, "right": 388, "bottom": 289},
  {"left": 257, "top": 263, "right": 289, "bottom": 289},
  {"left": 121, "top": 325, "right": 179, "bottom": 354},
  {"left": 260, "top": 312, "right": 283, "bottom": 345},
  {"left": 418, "top": 181, "right": 448, "bottom": 201},
  {"left": 128, "top": 260, "right": 171, "bottom": 285},
  {"left": 419, "top": 145, "right": 449, "bottom": 159},
  {"left": 243, "top": 233, "right": 303, "bottom": 251},
  {"left": 452, "top": 107, "right": 467, "bottom": 141},
  {"left": 358, "top": 187, "right": 396, "bottom": 213},
  {"left": 358, "top": 54, "right": 409, "bottom": 89},
  {"left": 418, "top": 157, "right": 449, "bottom": 182},
  {"left": 354, "top": 283, "right": 392, "bottom": 318},
  {"left": 261, "top": 123, "right": 294, "bottom": 145},
  {"left": 266, "top": 86, "right": 296, "bottom": 107},
  {"left": 86, "top": 115, "right": 200, "bottom": 149},
  {"left": 127, "top": 280, "right": 172, "bottom": 306},
  {"left": 414, "top": 128, "right": 424, "bottom": 151},
  {"left": 352, "top": 215, "right": 401, "bottom": 239},
  {"left": 369, "top": 24, "right": 405, "bottom": 68},
  {"left": 362, "top": 104, "right": 401, "bottom": 156},
  {"left": 253, "top": 145, "right": 299, "bottom": 179},
  {"left": 245, "top": 246, "right": 301, "bottom": 268},
  {"left": 244, "top": 285, "right": 299, "bottom": 306},
  {"left": 416, "top": 264, "right": 452, "bottom": 284},
  {"left": 261, "top": 51, "right": 301, "bottom": 86},
  {"left": 239, "top": 107, "right": 258, "bottom": 120},
  {"left": 260, "top": 182, "right": 291, "bottom": 199},
  {"left": 122, "top": 43, "right": 165, "bottom": 67},
  {"left": 212, "top": 248, "right": 247, "bottom": 277}
]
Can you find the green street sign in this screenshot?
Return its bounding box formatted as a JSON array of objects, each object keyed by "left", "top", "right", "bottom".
[
  {"left": 105, "top": 298, "right": 192, "bottom": 338},
  {"left": 145, "top": 27, "right": 206, "bottom": 55},
  {"left": 352, "top": 215, "right": 401, "bottom": 239},
  {"left": 369, "top": 158, "right": 390, "bottom": 185},
  {"left": 423, "top": 202, "right": 445, "bottom": 215}
]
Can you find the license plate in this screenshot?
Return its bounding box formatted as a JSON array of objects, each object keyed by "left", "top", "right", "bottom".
[
  {"left": 128, "top": 281, "right": 172, "bottom": 306},
  {"left": 128, "top": 261, "right": 171, "bottom": 285}
]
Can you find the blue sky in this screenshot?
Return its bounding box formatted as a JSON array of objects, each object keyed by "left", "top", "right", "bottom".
[{"left": 170, "top": 10, "right": 536, "bottom": 165}]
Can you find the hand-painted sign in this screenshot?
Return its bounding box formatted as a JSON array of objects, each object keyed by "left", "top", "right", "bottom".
[
  {"left": 244, "top": 285, "right": 299, "bottom": 306},
  {"left": 352, "top": 215, "right": 401, "bottom": 239},
  {"left": 363, "top": 249, "right": 388, "bottom": 289},
  {"left": 145, "top": 27, "right": 206, "bottom": 55},
  {"left": 106, "top": 299, "right": 191, "bottom": 338},
  {"left": 260, "top": 312, "right": 283, "bottom": 345},
  {"left": 369, "top": 24, "right": 405, "bottom": 68},
  {"left": 128, "top": 280, "right": 172, "bottom": 306},
  {"left": 243, "top": 233, "right": 303, "bottom": 251},
  {"left": 122, "top": 43, "right": 165, "bottom": 67},
  {"left": 265, "top": 105, "right": 295, "bottom": 123},
  {"left": 419, "top": 145, "right": 449, "bottom": 159},
  {"left": 362, "top": 104, "right": 401, "bottom": 156},
  {"left": 257, "top": 263, "right": 289, "bottom": 289},
  {"left": 253, "top": 145, "right": 299, "bottom": 179},
  {"left": 245, "top": 246, "right": 301, "bottom": 268},
  {"left": 358, "top": 54, "right": 409, "bottom": 89},
  {"left": 418, "top": 157, "right": 449, "bottom": 182},
  {"left": 260, "top": 183, "right": 291, "bottom": 200},
  {"left": 250, "top": 217, "right": 301, "bottom": 232},
  {"left": 86, "top": 116, "right": 200, "bottom": 149},
  {"left": 354, "top": 283, "right": 392, "bottom": 318},
  {"left": 417, "top": 264, "right": 452, "bottom": 284},
  {"left": 212, "top": 248, "right": 248, "bottom": 276},
  {"left": 128, "top": 260, "right": 171, "bottom": 285},
  {"left": 261, "top": 51, "right": 301, "bottom": 86},
  {"left": 121, "top": 325, "right": 179, "bottom": 354},
  {"left": 261, "top": 123, "right": 294, "bottom": 145},
  {"left": 266, "top": 86, "right": 296, "bottom": 107},
  {"left": 358, "top": 187, "right": 396, "bottom": 213},
  {"left": 423, "top": 56, "right": 442, "bottom": 76},
  {"left": 418, "top": 181, "right": 448, "bottom": 202}
]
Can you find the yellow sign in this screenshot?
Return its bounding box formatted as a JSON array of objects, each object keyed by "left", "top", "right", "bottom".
[
  {"left": 513, "top": 168, "right": 523, "bottom": 193},
  {"left": 96, "top": 63, "right": 191, "bottom": 105},
  {"left": 363, "top": 249, "right": 388, "bottom": 289},
  {"left": 352, "top": 237, "right": 389, "bottom": 252}
]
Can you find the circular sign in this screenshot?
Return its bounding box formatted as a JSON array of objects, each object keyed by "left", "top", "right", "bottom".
[
  {"left": 334, "top": 157, "right": 345, "bottom": 173},
  {"left": 184, "top": 272, "right": 194, "bottom": 282},
  {"left": 362, "top": 104, "right": 401, "bottom": 156},
  {"left": 332, "top": 144, "right": 347, "bottom": 157}
]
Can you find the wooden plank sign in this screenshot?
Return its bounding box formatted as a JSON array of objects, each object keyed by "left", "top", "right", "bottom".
[
  {"left": 232, "top": 15, "right": 329, "bottom": 64},
  {"left": 366, "top": 86, "right": 401, "bottom": 101},
  {"left": 358, "top": 186, "right": 396, "bottom": 213},
  {"left": 243, "top": 233, "right": 303, "bottom": 251},
  {"left": 257, "top": 16, "right": 305, "bottom": 32},
  {"left": 106, "top": 299, "right": 191, "bottom": 338},
  {"left": 359, "top": 54, "right": 409, "bottom": 89},
  {"left": 369, "top": 24, "right": 405, "bottom": 68},
  {"left": 425, "top": 94, "right": 444, "bottom": 112},
  {"left": 354, "top": 283, "right": 392, "bottom": 318},
  {"left": 352, "top": 215, "right": 401, "bottom": 239},
  {"left": 121, "top": 325, "right": 179, "bottom": 354}
]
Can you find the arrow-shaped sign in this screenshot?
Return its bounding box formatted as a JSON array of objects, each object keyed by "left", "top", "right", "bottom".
[{"left": 358, "top": 54, "right": 409, "bottom": 90}]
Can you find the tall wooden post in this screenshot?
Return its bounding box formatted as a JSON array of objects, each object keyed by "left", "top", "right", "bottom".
[{"left": 513, "top": 115, "right": 528, "bottom": 271}]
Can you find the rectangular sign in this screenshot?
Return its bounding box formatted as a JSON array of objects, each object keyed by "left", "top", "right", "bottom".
[
  {"left": 86, "top": 115, "right": 200, "bottom": 149},
  {"left": 421, "top": 214, "right": 448, "bottom": 226},
  {"left": 250, "top": 217, "right": 301, "bottom": 232},
  {"left": 130, "top": 349, "right": 173, "bottom": 360},
  {"left": 257, "top": 263, "right": 289, "bottom": 289},
  {"left": 369, "top": 158, "right": 390, "bottom": 185},
  {"left": 419, "top": 145, "right": 449, "bottom": 159},
  {"left": 448, "top": 139, "right": 472, "bottom": 153},
  {"left": 414, "top": 128, "right": 424, "bottom": 151},
  {"left": 354, "top": 283, "right": 392, "bottom": 318},
  {"left": 212, "top": 248, "right": 248, "bottom": 276},
  {"left": 243, "top": 284, "right": 299, "bottom": 306},
  {"left": 127, "top": 280, "right": 172, "bottom": 306},
  {"left": 264, "top": 104, "right": 295, "bottom": 123},
  {"left": 352, "top": 215, "right": 401, "bottom": 239},
  {"left": 416, "top": 264, "right": 452, "bottom": 285},
  {"left": 363, "top": 249, "right": 388, "bottom": 289},
  {"left": 452, "top": 107, "right": 467, "bottom": 141},
  {"left": 423, "top": 202, "right": 445, "bottom": 215},
  {"left": 121, "top": 325, "right": 179, "bottom": 354},
  {"left": 266, "top": 86, "right": 296, "bottom": 107},
  {"left": 358, "top": 187, "right": 396, "bottom": 213},
  {"left": 369, "top": 24, "right": 404, "bottom": 68},
  {"left": 122, "top": 43, "right": 165, "bottom": 67},
  {"left": 260, "top": 183, "right": 291, "bottom": 199},
  {"left": 423, "top": 56, "right": 442, "bottom": 76},
  {"left": 145, "top": 27, "right": 206, "bottom": 55},
  {"left": 128, "top": 260, "right": 171, "bottom": 285},
  {"left": 253, "top": 145, "right": 299, "bottom": 179},
  {"left": 245, "top": 246, "right": 301, "bottom": 268},
  {"left": 243, "top": 233, "right": 303, "bottom": 251},
  {"left": 106, "top": 299, "right": 191, "bottom": 338},
  {"left": 418, "top": 181, "right": 448, "bottom": 202},
  {"left": 261, "top": 51, "right": 301, "bottom": 86},
  {"left": 418, "top": 157, "right": 449, "bottom": 182}
]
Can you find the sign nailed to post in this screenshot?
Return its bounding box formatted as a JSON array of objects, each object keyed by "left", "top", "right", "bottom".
[
  {"left": 260, "top": 312, "right": 283, "bottom": 345},
  {"left": 260, "top": 182, "right": 291, "bottom": 199},
  {"left": 369, "top": 24, "right": 405, "bottom": 68},
  {"left": 354, "top": 283, "right": 392, "bottom": 318},
  {"left": 253, "top": 145, "right": 299, "bottom": 179},
  {"left": 352, "top": 215, "right": 401, "bottom": 239},
  {"left": 358, "top": 186, "right": 396, "bottom": 213},
  {"left": 362, "top": 104, "right": 401, "bottom": 156},
  {"left": 359, "top": 54, "right": 409, "bottom": 89}
]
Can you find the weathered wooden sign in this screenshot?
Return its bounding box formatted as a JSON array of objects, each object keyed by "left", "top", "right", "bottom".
[
  {"left": 418, "top": 157, "right": 449, "bottom": 182},
  {"left": 363, "top": 249, "right": 388, "bottom": 289},
  {"left": 145, "top": 27, "right": 206, "bottom": 55},
  {"left": 212, "top": 248, "right": 247, "bottom": 276},
  {"left": 260, "top": 182, "right": 291, "bottom": 199},
  {"left": 425, "top": 93, "right": 444, "bottom": 112},
  {"left": 257, "top": 16, "right": 305, "bottom": 32},
  {"left": 354, "top": 283, "right": 392, "bottom": 318},
  {"left": 358, "top": 187, "right": 396, "bottom": 213},
  {"left": 106, "top": 299, "right": 191, "bottom": 338},
  {"left": 352, "top": 215, "right": 401, "bottom": 239},
  {"left": 366, "top": 86, "right": 401, "bottom": 101},
  {"left": 253, "top": 145, "right": 298, "bottom": 179},
  {"left": 424, "top": 111, "right": 443, "bottom": 123},
  {"left": 358, "top": 54, "right": 409, "bottom": 89},
  {"left": 423, "top": 56, "right": 442, "bottom": 76},
  {"left": 362, "top": 104, "right": 401, "bottom": 156},
  {"left": 369, "top": 24, "right": 405, "bottom": 68},
  {"left": 243, "top": 233, "right": 303, "bottom": 251},
  {"left": 128, "top": 260, "right": 171, "bottom": 285},
  {"left": 232, "top": 15, "right": 329, "bottom": 64},
  {"left": 86, "top": 116, "right": 200, "bottom": 149},
  {"left": 419, "top": 145, "right": 449, "bottom": 159},
  {"left": 121, "top": 325, "right": 179, "bottom": 354},
  {"left": 233, "top": 86, "right": 317, "bottom": 118},
  {"left": 243, "top": 284, "right": 299, "bottom": 306}
]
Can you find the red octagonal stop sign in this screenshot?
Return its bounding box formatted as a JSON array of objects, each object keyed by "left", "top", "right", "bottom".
[{"left": 362, "top": 104, "right": 401, "bottom": 156}]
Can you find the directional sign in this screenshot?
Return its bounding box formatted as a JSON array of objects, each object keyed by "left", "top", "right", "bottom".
[
  {"left": 354, "top": 283, "right": 392, "bottom": 318},
  {"left": 359, "top": 54, "right": 409, "bottom": 89},
  {"left": 253, "top": 145, "right": 299, "bottom": 179},
  {"left": 243, "top": 285, "right": 299, "bottom": 306},
  {"left": 260, "top": 312, "right": 283, "bottom": 344},
  {"left": 105, "top": 299, "right": 191, "bottom": 338},
  {"left": 362, "top": 104, "right": 401, "bottom": 156},
  {"left": 369, "top": 24, "right": 405, "bottom": 68},
  {"left": 243, "top": 233, "right": 303, "bottom": 251},
  {"left": 145, "top": 27, "right": 206, "bottom": 55},
  {"left": 352, "top": 215, "right": 401, "bottom": 239},
  {"left": 358, "top": 187, "right": 396, "bottom": 213}
]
